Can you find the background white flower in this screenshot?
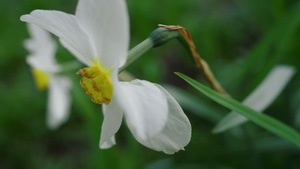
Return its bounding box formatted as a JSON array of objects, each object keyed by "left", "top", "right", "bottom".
[
  {"left": 213, "top": 65, "right": 296, "bottom": 133},
  {"left": 21, "top": 0, "right": 191, "bottom": 154},
  {"left": 24, "top": 23, "right": 72, "bottom": 130}
]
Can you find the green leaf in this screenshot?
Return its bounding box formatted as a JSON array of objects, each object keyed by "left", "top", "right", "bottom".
[{"left": 175, "top": 72, "right": 300, "bottom": 148}]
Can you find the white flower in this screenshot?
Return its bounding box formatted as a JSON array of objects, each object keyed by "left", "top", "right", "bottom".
[
  {"left": 21, "top": 0, "right": 191, "bottom": 154},
  {"left": 213, "top": 65, "right": 295, "bottom": 133},
  {"left": 24, "top": 23, "right": 72, "bottom": 130}
]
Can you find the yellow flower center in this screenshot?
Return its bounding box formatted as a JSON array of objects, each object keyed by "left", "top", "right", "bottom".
[
  {"left": 76, "top": 64, "right": 113, "bottom": 105},
  {"left": 32, "top": 68, "right": 49, "bottom": 90}
]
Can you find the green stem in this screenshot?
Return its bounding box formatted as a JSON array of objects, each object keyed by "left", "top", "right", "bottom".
[
  {"left": 119, "top": 27, "right": 181, "bottom": 72},
  {"left": 119, "top": 38, "right": 153, "bottom": 72}
]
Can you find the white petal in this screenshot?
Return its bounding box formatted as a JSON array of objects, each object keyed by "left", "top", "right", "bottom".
[
  {"left": 99, "top": 97, "right": 123, "bottom": 149},
  {"left": 21, "top": 10, "right": 95, "bottom": 66},
  {"left": 24, "top": 24, "right": 60, "bottom": 72},
  {"left": 75, "top": 0, "right": 129, "bottom": 68},
  {"left": 134, "top": 84, "right": 192, "bottom": 154},
  {"left": 213, "top": 65, "right": 296, "bottom": 133},
  {"left": 100, "top": 136, "right": 116, "bottom": 149},
  {"left": 114, "top": 80, "right": 168, "bottom": 140},
  {"left": 25, "top": 23, "right": 56, "bottom": 62},
  {"left": 47, "top": 76, "right": 72, "bottom": 129},
  {"left": 59, "top": 39, "right": 90, "bottom": 66},
  {"left": 26, "top": 56, "right": 61, "bottom": 73}
]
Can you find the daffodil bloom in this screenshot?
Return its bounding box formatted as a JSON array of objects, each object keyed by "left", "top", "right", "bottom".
[
  {"left": 21, "top": 0, "right": 191, "bottom": 154},
  {"left": 24, "top": 23, "right": 72, "bottom": 129}
]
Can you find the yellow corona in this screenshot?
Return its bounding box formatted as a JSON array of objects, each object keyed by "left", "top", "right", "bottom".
[
  {"left": 32, "top": 68, "right": 49, "bottom": 90},
  {"left": 76, "top": 64, "right": 113, "bottom": 105}
]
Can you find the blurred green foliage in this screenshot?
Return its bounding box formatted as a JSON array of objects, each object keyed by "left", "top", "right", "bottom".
[{"left": 0, "top": 0, "right": 300, "bottom": 169}]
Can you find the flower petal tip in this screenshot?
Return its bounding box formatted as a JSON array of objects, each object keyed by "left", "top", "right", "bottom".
[
  {"left": 99, "top": 138, "right": 116, "bottom": 149},
  {"left": 20, "top": 14, "right": 28, "bottom": 20}
]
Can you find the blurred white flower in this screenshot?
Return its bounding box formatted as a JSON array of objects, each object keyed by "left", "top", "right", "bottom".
[
  {"left": 21, "top": 0, "right": 191, "bottom": 154},
  {"left": 213, "top": 65, "right": 296, "bottom": 133},
  {"left": 24, "top": 23, "right": 72, "bottom": 130}
]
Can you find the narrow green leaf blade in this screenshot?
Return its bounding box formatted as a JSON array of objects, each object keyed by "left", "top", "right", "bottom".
[{"left": 175, "top": 72, "right": 300, "bottom": 148}]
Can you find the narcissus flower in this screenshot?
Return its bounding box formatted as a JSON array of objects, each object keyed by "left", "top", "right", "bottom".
[
  {"left": 21, "top": 0, "right": 191, "bottom": 154},
  {"left": 24, "top": 23, "right": 72, "bottom": 129}
]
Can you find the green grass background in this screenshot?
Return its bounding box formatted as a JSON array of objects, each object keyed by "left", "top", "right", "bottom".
[{"left": 0, "top": 0, "right": 300, "bottom": 168}]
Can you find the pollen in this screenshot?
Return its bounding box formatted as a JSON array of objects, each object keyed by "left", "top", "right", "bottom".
[
  {"left": 32, "top": 68, "right": 49, "bottom": 90},
  {"left": 76, "top": 65, "right": 113, "bottom": 105}
]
